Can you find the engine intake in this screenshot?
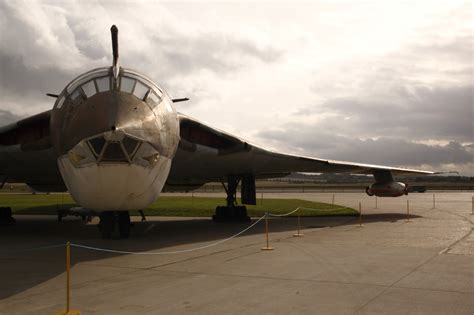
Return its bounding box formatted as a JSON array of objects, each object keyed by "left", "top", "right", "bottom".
[{"left": 366, "top": 181, "right": 408, "bottom": 197}]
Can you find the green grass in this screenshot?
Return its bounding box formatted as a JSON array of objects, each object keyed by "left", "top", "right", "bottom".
[{"left": 0, "top": 193, "right": 357, "bottom": 217}]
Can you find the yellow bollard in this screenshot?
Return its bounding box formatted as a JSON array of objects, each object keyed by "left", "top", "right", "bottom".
[
  {"left": 405, "top": 200, "right": 411, "bottom": 222},
  {"left": 357, "top": 202, "right": 363, "bottom": 228},
  {"left": 261, "top": 213, "right": 274, "bottom": 250},
  {"left": 56, "top": 242, "right": 81, "bottom": 315},
  {"left": 293, "top": 214, "right": 304, "bottom": 237}
]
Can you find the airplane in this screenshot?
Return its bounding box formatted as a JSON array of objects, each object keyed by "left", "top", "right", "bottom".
[{"left": 0, "top": 25, "right": 433, "bottom": 238}]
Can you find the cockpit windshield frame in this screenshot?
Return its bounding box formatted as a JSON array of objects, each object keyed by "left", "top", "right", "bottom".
[{"left": 54, "top": 66, "right": 166, "bottom": 111}]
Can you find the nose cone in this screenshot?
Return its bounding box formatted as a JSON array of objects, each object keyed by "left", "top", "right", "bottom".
[
  {"left": 51, "top": 91, "right": 158, "bottom": 156},
  {"left": 52, "top": 91, "right": 177, "bottom": 211}
]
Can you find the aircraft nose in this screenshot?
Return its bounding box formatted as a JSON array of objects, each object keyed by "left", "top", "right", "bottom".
[{"left": 53, "top": 91, "right": 159, "bottom": 156}]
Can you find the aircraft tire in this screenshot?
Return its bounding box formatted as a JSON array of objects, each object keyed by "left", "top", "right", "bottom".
[
  {"left": 99, "top": 211, "right": 115, "bottom": 239},
  {"left": 0, "top": 207, "right": 15, "bottom": 226},
  {"left": 118, "top": 211, "right": 131, "bottom": 238}
]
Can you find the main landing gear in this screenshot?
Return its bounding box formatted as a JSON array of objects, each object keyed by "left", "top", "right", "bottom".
[
  {"left": 98, "top": 211, "right": 131, "bottom": 239},
  {"left": 212, "top": 176, "right": 251, "bottom": 222}
]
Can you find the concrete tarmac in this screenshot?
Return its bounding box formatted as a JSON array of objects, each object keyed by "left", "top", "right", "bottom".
[{"left": 0, "top": 192, "right": 472, "bottom": 314}]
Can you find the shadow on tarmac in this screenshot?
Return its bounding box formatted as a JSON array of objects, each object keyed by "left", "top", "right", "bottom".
[{"left": 0, "top": 211, "right": 421, "bottom": 300}]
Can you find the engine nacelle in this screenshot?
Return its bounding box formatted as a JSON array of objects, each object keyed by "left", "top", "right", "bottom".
[{"left": 366, "top": 181, "right": 408, "bottom": 197}]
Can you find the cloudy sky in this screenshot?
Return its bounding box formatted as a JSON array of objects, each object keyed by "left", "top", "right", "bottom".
[{"left": 0, "top": 0, "right": 472, "bottom": 175}]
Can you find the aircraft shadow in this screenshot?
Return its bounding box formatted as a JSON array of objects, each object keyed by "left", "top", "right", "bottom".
[{"left": 0, "top": 211, "right": 421, "bottom": 300}]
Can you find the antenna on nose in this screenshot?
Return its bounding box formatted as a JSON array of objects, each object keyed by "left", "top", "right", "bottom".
[{"left": 111, "top": 25, "right": 119, "bottom": 79}]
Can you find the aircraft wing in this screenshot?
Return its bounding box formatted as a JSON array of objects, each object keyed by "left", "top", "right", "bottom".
[
  {"left": 0, "top": 110, "right": 66, "bottom": 191},
  {"left": 0, "top": 110, "right": 433, "bottom": 191},
  {"left": 166, "top": 113, "right": 433, "bottom": 186}
]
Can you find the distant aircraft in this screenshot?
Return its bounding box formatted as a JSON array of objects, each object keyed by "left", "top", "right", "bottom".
[{"left": 0, "top": 26, "right": 433, "bottom": 238}]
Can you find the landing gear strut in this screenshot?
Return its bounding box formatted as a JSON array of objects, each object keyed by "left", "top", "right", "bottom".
[
  {"left": 212, "top": 176, "right": 250, "bottom": 222},
  {"left": 98, "top": 211, "right": 131, "bottom": 238}
]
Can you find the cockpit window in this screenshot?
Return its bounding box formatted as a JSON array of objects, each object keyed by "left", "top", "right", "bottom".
[
  {"left": 122, "top": 136, "right": 140, "bottom": 157},
  {"left": 96, "top": 76, "right": 110, "bottom": 92},
  {"left": 56, "top": 96, "right": 65, "bottom": 109},
  {"left": 102, "top": 142, "right": 127, "bottom": 161},
  {"left": 85, "top": 135, "right": 143, "bottom": 163},
  {"left": 146, "top": 91, "right": 161, "bottom": 108},
  {"left": 133, "top": 80, "right": 149, "bottom": 100},
  {"left": 88, "top": 136, "right": 106, "bottom": 156},
  {"left": 57, "top": 67, "right": 166, "bottom": 113},
  {"left": 120, "top": 77, "right": 136, "bottom": 93},
  {"left": 81, "top": 80, "right": 97, "bottom": 98},
  {"left": 70, "top": 89, "right": 84, "bottom": 106}
]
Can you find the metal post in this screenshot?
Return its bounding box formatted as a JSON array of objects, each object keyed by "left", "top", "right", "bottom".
[
  {"left": 56, "top": 241, "right": 80, "bottom": 315},
  {"left": 405, "top": 200, "right": 411, "bottom": 222},
  {"left": 375, "top": 196, "right": 378, "bottom": 209},
  {"left": 357, "top": 202, "right": 363, "bottom": 228},
  {"left": 261, "top": 191, "right": 263, "bottom": 205},
  {"left": 66, "top": 241, "right": 70, "bottom": 313},
  {"left": 432, "top": 194, "right": 435, "bottom": 209},
  {"left": 261, "top": 213, "right": 274, "bottom": 250},
  {"left": 471, "top": 196, "right": 473, "bottom": 215},
  {"left": 293, "top": 214, "right": 303, "bottom": 237},
  {"left": 332, "top": 194, "right": 335, "bottom": 205}
]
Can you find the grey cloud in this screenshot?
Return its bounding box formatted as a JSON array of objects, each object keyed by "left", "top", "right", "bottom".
[
  {"left": 0, "top": 52, "right": 75, "bottom": 98},
  {"left": 0, "top": 1, "right": 283, "bottom": 114},
  {"left": 409, "top": 34, "right": 473, "bottom": 65},
  {"left": 66, "top": 22, "right": 108, "bottom": 61},
  {"left": 301, "top": 85, "right": 473, "bottom": 143},
  {"left": 0, "top": 109, "right": 22, "bottom": 127},
  {"left": 139, "top": 33, "right": 283, "bottom": 76},
  {"left": 257, "top": 126, "right": 473, "bottom": 168}
]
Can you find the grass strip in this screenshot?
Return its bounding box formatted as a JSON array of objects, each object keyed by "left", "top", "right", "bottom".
[{"left": 0, "top": 194, "right": 357, "bottom": 217}]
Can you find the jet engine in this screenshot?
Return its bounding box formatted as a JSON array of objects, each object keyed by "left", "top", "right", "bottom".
[{"left": 365, "top": 181, "right": 408, "bottom": 197}]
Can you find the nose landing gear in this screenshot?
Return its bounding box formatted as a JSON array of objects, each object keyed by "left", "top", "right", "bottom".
[{"left": 99, "top": 211, "right": 131, "bottom": 239}]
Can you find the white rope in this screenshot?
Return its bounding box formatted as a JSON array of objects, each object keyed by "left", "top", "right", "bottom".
[
  {"left": 71, "top": 215, "right": 266, "bottom": 255},
  {"left": 298, "top": 206, "right": 350, "bottom": 212},
  {"left": 268, "top": 206, "right": 350, "bottom": 217},
  {"left": 268, "top": 207, "right": 302, "bottom": 217}
]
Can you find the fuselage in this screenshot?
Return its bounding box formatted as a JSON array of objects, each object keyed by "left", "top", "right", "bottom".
[{"left": 50, "top": 67, "right": 180, "bottom": 211}]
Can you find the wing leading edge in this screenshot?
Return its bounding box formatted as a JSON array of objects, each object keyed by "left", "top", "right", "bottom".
[{"left": 167, "top": 113, "right": 433, "bottom": 185}]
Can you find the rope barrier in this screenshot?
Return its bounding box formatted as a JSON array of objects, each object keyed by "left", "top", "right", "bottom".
[
  {"left": 268, "top": 206, "right": 350, "bottom": 217},
  {"left": 268, "top": 207, "right": 302, "bottom": 217},
  {"left": 70, "top": 215, "right": 266, "bottom": 255},
  {"left": 2, "top": 205, "right": 352, "bottom": 255}
]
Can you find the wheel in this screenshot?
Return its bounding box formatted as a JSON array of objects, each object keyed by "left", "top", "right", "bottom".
[
  {"left": 57, "top": 210, "right": 64, "bottom": 222},
  {"left": 0, "top": 207, "right": 14, "bottom": 226},
  {"left": 365, "top": 186, "right": 374, "bottom": 196},
  {"left": 99, "top": 211, "right": 115, "bottom": 239},
  {"left": 118, "top": 212, "right": 131, "bottom": 238}
]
